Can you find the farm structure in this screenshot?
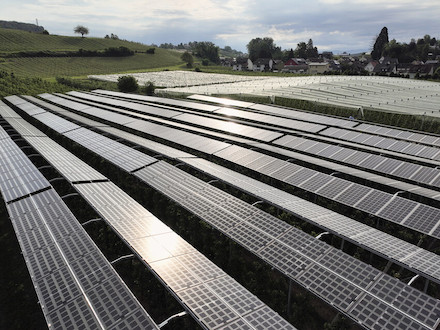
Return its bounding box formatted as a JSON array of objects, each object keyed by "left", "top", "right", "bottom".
[{"left": 1, "top": 90, "right": 440, "bottom": 330}]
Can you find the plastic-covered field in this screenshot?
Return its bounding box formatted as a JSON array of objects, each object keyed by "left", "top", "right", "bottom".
[{"left": 90, "top": 72, "right": 440, "bottom": 117}]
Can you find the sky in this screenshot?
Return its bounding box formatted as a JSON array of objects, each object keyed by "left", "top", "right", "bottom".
[{"left": 2, "top": 0, "right": 440, "bottom": 54}]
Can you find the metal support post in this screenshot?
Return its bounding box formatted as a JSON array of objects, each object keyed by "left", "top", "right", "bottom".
[
  {"left": 340, "top": 239, "right": 345, "bottom": 251},
  {"left": 287, "top": 279, "right": 292, "bottom": 317},
  {"left": 315, "top": 232, "right": 330, "bottom": 240},
  {"left": 424, "top": 279, "right": 430, "bottom": 293},
  {"left": 158, "top": 311, "right": 187, "bottom": 328},
  {"left": 110, "top": 254, "right": 135, "bottom": 265},
  {"left": 61, "top": 193, "right": 80, "bottom": 200},
  {"left": 82, "top": 218, "right": 103, "bottom": 226}
]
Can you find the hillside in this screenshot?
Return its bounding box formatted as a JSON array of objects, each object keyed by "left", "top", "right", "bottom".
[
  {"left": 0, "top": 28, "right": 154, "bottom": 55},
  {"left": 0, "top": 20, "right": 44, "bottom": 33},
  {"left": 0, "top": 28, "right": 184, "bottom": 79}
]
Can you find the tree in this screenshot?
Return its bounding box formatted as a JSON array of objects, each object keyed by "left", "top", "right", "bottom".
[
  {"left": 142, "top": 81, "right": 155, "bottom": 95},
  {"left": 295, "top": 42, "right": 307, "bottom": 59},
  {"left": 117, "top": 76, "right": 138, "bottom": 92},
  {"left": 181, "top": 51, "right": 194, "bottom": 67},
  {"left": 371, "top": 27, "right": 389, "bottom": 60},
  {"left": 247, "top": 37, "right": 281, "bottom": 61},
  {"left": 74, "top": 25, "right": 89, "bottom": 38},
  {"left": 306, "top": 39, "right": 318, "bottom": 58},
  {"left": 193, "top": 42, "right": 220, "bottom": 64}
]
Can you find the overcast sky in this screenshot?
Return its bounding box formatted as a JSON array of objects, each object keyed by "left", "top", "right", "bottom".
[{"left": 3, "top": 0, "right": 440, "bottom": 54}]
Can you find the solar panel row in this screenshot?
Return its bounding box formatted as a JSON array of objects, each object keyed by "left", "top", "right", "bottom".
[
  {"left": 320, "top": 127, "right": 440, "bottom": 161},
  {"left": 213, "top": 145, "right": 440, "bottom": 239},
  {"left": 179, "top": 157, "right": 440, "bottom": 283},
  {"left": 5, "top": 97, "right": 295, "bottom": 330},
  {"left": 273, "top": 135, "right": 440, "bottom": 188},
  {"left": 133, "top": 160, "right": 440, "bottom": 330},
  {"left": 0, "top": 126, "right": 158, "bottom": 330},
  {"left": 34, "top": 93, "right": 440, "bottom": 237},
  {"left": 75, "top": 181, "right": 295, "bottom": 330},
  {"left": 50, "top": 92, "right": 440, "bottom": 197},
  {"left": 20, "top": 93, "right": 436, "bottom": 326},
  {"left": 187, "top": 94, "right": 440, "bottom": 149}
]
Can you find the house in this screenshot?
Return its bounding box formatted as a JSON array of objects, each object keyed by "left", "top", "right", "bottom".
[
  {"left": 395, "top": 63, "right": 412, "bottom": 76},
  {"left": 232, "top": 57, "right": 249, "bottom": 71},
  {"left": 308, "top": 62, "right": 330, "bottom": 74},
  {"left": 282, "top": 58, "right": 308, "bottom": 73},
  {"left": 272, "top": 60, "right": 284, "bottom": 72},
  {"left": 365, "top": 61, "right": 379, "bottom": 73},
  {"left": 408, "top": 64, "right": 435, "bottom": 78},
  {"left": 373, "top": 57, "right": 399, "bottom": 75},
  {"left": 253, "top": 58, "right": 273, "bottom": 71}
]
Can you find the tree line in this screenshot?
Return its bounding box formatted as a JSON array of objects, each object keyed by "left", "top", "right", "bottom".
[{"left": 372, "top": 27, "right": 439, "bottom": 62}]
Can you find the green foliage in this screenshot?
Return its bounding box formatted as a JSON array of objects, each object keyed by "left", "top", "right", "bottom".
[
  {"left": 146, "top": 47, "right": 155, "bottom": 54},
  {"left": 0, "top": 27, "right": 155, "bottom": 54},
  {"left": 142, "top": 81, "right": 155, "bottom": 95},
  {"left": 117, "top": 75, "right": 138, "bottom": 92},
  {"left": 193, "top": 41, "right": 220, "bottom": 64},
  {"left": 0, "top": 52, "right": 183, "bottom": 78},
  {"left": 201, "top": 58, "right": 209, "bottom": 66},
  {"left": 372, "top": 26, "right": 389, "bottom": 60},
  {"left": 74, "top": 25, "right": 89, "bottom": 38},
  {"left": 0, "top": 70, "right": 71, "bottom": 98},
  {"left": 181, "top": 51, "right": 194, "bottom": 66},
  {"left": 247, "top": 37, "right": 281, "bottom": 61},
  {"left": 55, "top": 76, "right": 118, "bottom": 91}
]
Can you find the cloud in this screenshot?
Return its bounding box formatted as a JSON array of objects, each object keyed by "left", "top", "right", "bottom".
[{"left": 1, "top": 0, "right": 439, "bottom": 53}]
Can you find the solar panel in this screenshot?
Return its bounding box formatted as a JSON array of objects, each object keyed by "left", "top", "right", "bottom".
[
  {"left": 24, "top": 136, "right": 107, "bottom": 182},
  {"left": 0, "top": 100, "right": 23, "bottom": 118},
  {"left": 173, "top": 113, "right": 284, "bottom": 142},
  {"left": 0, "top": 138, "right": 51, "bottom": 202},
  {"left": 320, "top": 127, "right": 440, "bottom": 162},
  {"left": 67, "top": 91, "right": 185, "bottom": 118},
  {"left": 3, "top": 188, "right": 158, "bottom": 330},
  {"left": 4, "top": 117, "right": 47, "bottom": 137},
  {"left": 74, "top": 181, "right": 294, "bottom": 329}
]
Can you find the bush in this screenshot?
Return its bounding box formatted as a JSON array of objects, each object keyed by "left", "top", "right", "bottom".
[
  {"left": 146, "top": 48, "right": 155, "bottom": 54},
  {"left": 117, "top": 76, "right": 138, "bottom": 92},
  {"left": 142, "top": 81, "right": 155, "bottom": 95},
  {"left": 194, "top": 67, "right": 202, "bottom": 72},
  {"left": 202, "top": 59, "right": 209, "bottom": 66}
]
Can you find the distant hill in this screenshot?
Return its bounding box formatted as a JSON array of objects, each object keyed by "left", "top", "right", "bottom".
[
  {"left": 0, "top": 28, "right": 184, "bottom": 78},
  {"left": 0, "top": 20, "right": 44, "bottom": 33},
  {"left": 0, "top": 28, "right": 157, "bottom": 55}
]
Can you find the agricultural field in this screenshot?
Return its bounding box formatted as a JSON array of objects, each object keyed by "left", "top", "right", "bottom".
[
  {"left": 0, "top": 28, "right": 184, "bottom": 80},
  {"left": 0, "top": 28, "right": 152, "bottom": 54},
  {"left": 0, "top": 51, "right": 183, "bottom": 78},
  {"left": 91, "top": 71, "right": 440, "bottom": 120}
]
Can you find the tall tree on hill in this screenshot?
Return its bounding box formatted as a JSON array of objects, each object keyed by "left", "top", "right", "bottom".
[
  {"left": 74, "top": 25, "right": 89, "bottom": 38},
  {"left": 306, "top": 39, "right": 319, "bottom": 58},
  {"left": 371, "top": 26, "right": 389, "bottom": 60}
]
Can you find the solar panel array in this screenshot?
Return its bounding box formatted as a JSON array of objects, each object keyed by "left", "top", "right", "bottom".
[
  {"left": 320, "top": 127, "right": 440, "bottom": 162},
  {"left": 15, "top": 96, "right": 440, "bottom": 330},
  {"left": 188, "top": 94, "right": 440, "bottom": 148},
  {"left": 82, "top": 91, "right": 440, "bottom": 196},
  {"left": 2, "top": 99, "right": 295, "bottom": 330},
  {"left": 35, "top": 92, "right": 440, "bottom": 236},
  {"left": 273, "top": 135, "right": 440, "bottom": 188},
  {"left": 0, "top": 125, "right": 158, "bottom": 330},
  {"left": 213, "top": 145, "right": 440, "bottom": 238},
  {"left": 6, "top": 91, "right": 440, "bottom": 329},
  {"left": 53, "top": 118, "right": 440, "bottom": 286},
  {"left": 133, "top": 161, "right": 440, "bottom": 330}
]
